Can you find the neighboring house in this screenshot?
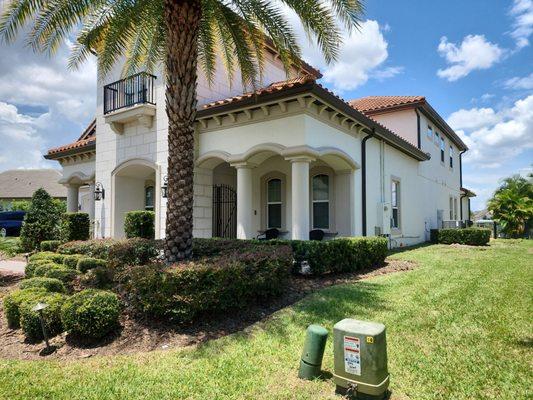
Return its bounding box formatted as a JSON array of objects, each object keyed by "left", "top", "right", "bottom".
[
  {"left": 45, "top": 47, "right": 475, "bottom": 247},
  {"left": 0, "top": 169, "right": 67, "bottom": 210}
]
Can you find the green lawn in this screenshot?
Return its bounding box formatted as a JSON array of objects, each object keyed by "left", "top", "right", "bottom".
[
  {"left": 0, "top": 237, "right": 21, "bottom": 258},
  {"left": 1, "top": 240, "right": 531, "bottom": 399}
]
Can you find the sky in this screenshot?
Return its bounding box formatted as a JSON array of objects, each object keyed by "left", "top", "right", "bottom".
[{"left": 0, "top": 0, "right": 532, "bottom": 210}]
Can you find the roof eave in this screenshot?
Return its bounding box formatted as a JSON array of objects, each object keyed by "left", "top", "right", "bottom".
[
  {"left": 44, "top": 143, "right": 96, "bottom": 160},
  {"left": 418, "top": 103, "right": 468, "bottom": 151}
]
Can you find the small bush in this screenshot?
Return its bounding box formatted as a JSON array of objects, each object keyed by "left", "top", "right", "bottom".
[
  {"left": 25, "top": 259, "right": 55, "bottom": 278},
  {"left": 20, "top": 292, "right": 67, "bottom": 340},
  {"left": 77, "top": 257, "right": 107, "bottom": 273},
  {"left": 57, "top": 239, "right": 115, "bottom": 259},
  {"left": 62, "top": 254, "right": 84, "bottom": 269},
  {"left": 60, "top": 213, "right": 90, "bottom": 242},
  {"left": 61, "top": 289, "right": 120, "bottom": 339},
  {"left": 33, "top": 263, "right": 64, "bottom": 278},
  {"left": 435, "top": 228, "right": 491, "bottom": 246},
  {"left": 3, "top": 288, "right": 48, "bottom": 328},
  {"left": 28, "top": 251, "right": 65, "bottom": 264},
  {"left": 19, "top": 188, "right": 62, "bottom": 251},
  {"left": 45, "top": 267, "right": 79, "bottom": 284},
  {"left": 40, "top": 240, "right": 62, "bottom": 252},
  {"left": 123, "top": 245, "right": 292, "bottom": 323},
  {"left": 124, "top": 211, "right": 155, "bottom": 239},
  {"left": 19, "top": 277, "right": 66, "bottom": 293},
  {"left": 80, "top": 266, "right": 113, "bottom": 289}
]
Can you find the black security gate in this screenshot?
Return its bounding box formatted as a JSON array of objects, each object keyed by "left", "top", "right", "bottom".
[{"left": 212, "top": 184, "right": 237, "bottom": 238}]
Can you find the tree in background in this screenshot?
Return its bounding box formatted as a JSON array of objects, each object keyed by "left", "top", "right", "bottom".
[
  {"left": 11, "top": 200, "right": 31, "bottom": 211},
  {"left": 19, "top": 189, "right": 62, "bottom": 250},
  {"left": 0, "top": 0, "right": 364, "bottom": 263},
  {"left": 488, "top": 175, "right": 533, "bottom": 238}
]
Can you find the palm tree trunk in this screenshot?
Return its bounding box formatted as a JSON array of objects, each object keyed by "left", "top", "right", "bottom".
[{"left": 163, "top": 0, "right": 201, "bottom": 263}]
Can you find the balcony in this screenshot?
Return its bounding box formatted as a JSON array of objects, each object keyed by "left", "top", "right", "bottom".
[{"left": 103, "top": 72, "right": 157, "bottom": 134}]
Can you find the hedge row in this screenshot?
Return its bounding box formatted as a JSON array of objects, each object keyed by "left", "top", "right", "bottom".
[
  {"left": 124, "top": 211, "right": 155, "bottom": 239},
  {"left": 120, "top": 245, "right": 292, "bottom": 323},
  {"left": 431, "top": 228, "right": 491, "bottom": 246}
]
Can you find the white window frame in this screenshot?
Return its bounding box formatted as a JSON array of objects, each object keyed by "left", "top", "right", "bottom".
[
  {"left": 427, "top": 125, "right": 433, "bottom": 139},
  {"left": 449, "top": 196, "right": 454, "bottom": 220},
  {"left": 266, "top": 178, "right": 282, "bottom": 229},
  {"left": 454, "top": 198, "right": 458, "bottom": 220},
  {"left": 440, "top": 136, "right": 445, "bottom": 163},
  {"left": 145, "top": 185, "right": 154, "bottom": 211},
  {"left": 311, "top": 174, "right": 330, "bottom": 230},
  {"left": 449, "top": 145, "right": 454, "bottom": 169},
  {"left": 391, "top": 179, "right": 400, "bottom": 230}
]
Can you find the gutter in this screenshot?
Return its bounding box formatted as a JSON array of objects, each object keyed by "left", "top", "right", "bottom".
[
  {"left": 415, "top": 108, "right": 421, "bottom": 149},
  {"left": 361, "top": 129, "right": 375, "bottom": 236}
]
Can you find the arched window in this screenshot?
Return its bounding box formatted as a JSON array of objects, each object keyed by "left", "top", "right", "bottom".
[
  {"left": 312, "top": 174, "right": 329, "bottom": 229},
  {"left": 267, "top": 178, "right": 282, "bottom": 228},
  {"left": 145, "top": 186, "right": 154, "bottom": 211}
]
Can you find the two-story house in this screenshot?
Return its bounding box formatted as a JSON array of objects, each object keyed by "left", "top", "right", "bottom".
[{"left": 45, "top": 46, "right": 475, "bottom": 247}]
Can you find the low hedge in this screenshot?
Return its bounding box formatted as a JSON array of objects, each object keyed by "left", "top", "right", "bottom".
[
  {"left": 192, "top": 237, "right": 388, "bottom": 275},
  {"left": 61, "top": 289, "right": 120, "bottom": 339},
  {"left": 40, "top": 240, "right": 62, "bottom": 252},
  {"left": 122, "top": 245, "right": 292, "bottom": 323},
  {"left": 28, "top": 252, "right": 65, "bottom": 264},
  {"left": 25, "top": 259, "right": 57, "bottom": 278},
  {"left": 19, "top": 277, "right": 66, "bottom": 293},
  {"left": 62, "top": 254, "right": 84, "bottom": 269},
  {"left": 124, "top": 211, "right": 155, "bottom": 239},
  {"left": 3, "top": 288, "right": 48, "bottom": 328},
  {"left": 57, "top": 238, "right": 159, "bottom": 268},
  {"left": 77, "top": 257, "right": 107, "bottom": 273},
  {"left": 20, "top": 292, "right": 67, "bottom": 340},
  {"left": 433, "top": 228, "right": 491, "bottom": 246},
  {"left": 61, "top": 212, "right": 90, "bottom": 242},
  {"left": 32, "top": 263, "right": 79, "bottom": 284}
]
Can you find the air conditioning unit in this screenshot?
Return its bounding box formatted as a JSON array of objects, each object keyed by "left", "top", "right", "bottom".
[{"left": 377, "top": 202, "right": 392, "bottom": 235}]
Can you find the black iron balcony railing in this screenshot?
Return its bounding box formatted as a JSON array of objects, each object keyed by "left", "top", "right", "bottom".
[{"left": 103, "top": 72, "right": 156, "bottom": 114}]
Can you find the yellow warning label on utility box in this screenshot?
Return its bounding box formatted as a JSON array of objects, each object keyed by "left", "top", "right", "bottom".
[{"left": 366, "top": 336, "right": 374, "bottom": 344}]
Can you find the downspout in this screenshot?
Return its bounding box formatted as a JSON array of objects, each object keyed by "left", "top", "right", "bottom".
[
  {"left": 459, "top": 150, "right": 466, "bottom": 220},
  {"left": 361, "top": 129, "right": 375, "bottom": 236},
  {"left": 415, "top": 109, "right": 421, "bottom": 149}
]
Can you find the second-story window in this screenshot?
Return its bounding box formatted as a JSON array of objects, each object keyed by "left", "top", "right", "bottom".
[
  {"left": 440, "top": 136, "right": 445, "bottom": 163},
  {"left": 427, "top": 126, "right": 433, "bottom": 139},
  {"left": 449, "top": 145, "right": 454, "bottom": 168}
]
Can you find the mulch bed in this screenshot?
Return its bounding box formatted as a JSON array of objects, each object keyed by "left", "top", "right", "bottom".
[{"left": 0, "top": 258, "right": 417, "bottom": 361}]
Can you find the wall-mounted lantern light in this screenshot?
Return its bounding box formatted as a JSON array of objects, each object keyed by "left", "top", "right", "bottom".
[
  {"left": 94, "top": 182, "right": 105, "bottom": 201},
  {"left": 161, "top": 175, "right": 168, "bottom": 198}
]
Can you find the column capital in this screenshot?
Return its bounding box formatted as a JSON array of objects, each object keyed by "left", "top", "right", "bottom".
[
  {"left": 284, "top": 155, "right": 315, "bottom": 164},
  {"left": 230, "top": 161, "right": 257, "bottom": 169}
]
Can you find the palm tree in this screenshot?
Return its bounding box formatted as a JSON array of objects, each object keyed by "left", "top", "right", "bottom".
[
  {"left": 488, "top": 175, "right": 533, "bottom": 238},
  {"left": 0, "top": 0, "right": 364, "bottom": 263}
]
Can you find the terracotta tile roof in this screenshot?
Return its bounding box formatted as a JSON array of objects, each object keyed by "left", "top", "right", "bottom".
[
  {"left": 202, "top": 75, "right": 316, "bottom": 109},
  {"left": 46, "top": 119, "right": 96, "bottom": 158},
  {"left": 349, "top": 96, "right": 425, "bottom": 113}
]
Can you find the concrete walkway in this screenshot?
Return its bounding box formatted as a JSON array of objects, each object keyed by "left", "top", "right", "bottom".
[{"left": 0, "top": 259, "right": 26, "bottom": 275}]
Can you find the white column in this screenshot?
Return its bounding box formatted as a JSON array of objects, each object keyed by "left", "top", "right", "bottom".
[
  {"left": 235, "top": 164, "right": 254, "bottom": 239},
  {"left": 288, "top": 157, "right": 313, "bottom": 240},
  {"left": 88, "top": 182, "right": 95, "bottom": 220},
  {"left": 66, "top": 184, "right": 80, "bottom": 213}
]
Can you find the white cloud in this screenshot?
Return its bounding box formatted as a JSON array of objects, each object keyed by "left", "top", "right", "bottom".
[
  {"left": 447, "top": 107, "right": 501, "bottom": 131},
  {"left": 509, "top": 0, "right": 533, "bottom": 49},
  {"left": 504, "top": 72, "right": 533, "bottom": 89},
  {"left": 285, "top": 11, "right": 401, "bottom": 92},
  {"left": 437, "top": 35, "right": 504, "bottom": 81}
]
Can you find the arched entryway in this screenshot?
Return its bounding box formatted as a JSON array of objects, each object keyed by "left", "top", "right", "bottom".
[{"left": 111, "top": 159, "right": 159, "bottom": 238}]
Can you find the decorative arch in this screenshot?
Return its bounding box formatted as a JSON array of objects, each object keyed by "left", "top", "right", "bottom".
[
  {"left": 59, "top": 171, "right": 95, "bottom": 185},
  {"left": 316, "top": 147, "right": 359, "bottom": 171},
  {"left": 196, "top": 151, "right": 231, "bottom": 169},
  {"left": 111, "top": 157, "right": 158, "bottom": 176}
]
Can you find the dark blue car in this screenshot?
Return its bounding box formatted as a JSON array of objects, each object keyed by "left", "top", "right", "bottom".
[{"left": 0, "top": 211, "right": 26, "bottom": 237}]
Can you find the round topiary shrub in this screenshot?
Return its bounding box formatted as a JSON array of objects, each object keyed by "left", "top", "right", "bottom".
[
  {"left": 45, "top": 267, "right": 79, "bottom": 284},
  {"left": 25, "top": 259, "right": 55, "bottom": 278},
  {"left": 33, "top": 263, "right": 64, "bottom": 277},
  {"left": 3, "top": 288, "right": 48, "bottom": 328},
  {"left": 77, "top": 257, "right": 107, "bottom": 273},
  {"left": 62, "top": 254, "right": 84, "bottom": 269},
  {"left": 40, "top": 240, "right": 62, "bottom": 252},
  {"left": 19, "top": 277, "right": 66, "bottom": 293},
  {"left": 28, "top": 251, "right": 65, "bottom": 264},
  {"left": 61, "top": 289, "right": 120, "bottom": 339},
  {"left": 20, "top": 292, "right": 67, "bottom": 340}
]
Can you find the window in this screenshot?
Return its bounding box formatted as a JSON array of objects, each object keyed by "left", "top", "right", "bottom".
[
  {"left": 449, "top": 197, "right": 454, "bottom": 220},
  {"left": 145, "top": 186, "right": 154, "bottom": 210},
  {"left": 434, "top": 131, "right": 440, "bottom": 145},
  {"left": 267, "top": 178, "right": 282, "bottom": 228},
  {"left": 391, "top": 180, "right": 400, "bottom": 229},
  {"left": 449, "top": 145, "right": 454, "bottom": 168},
  {"left": 454, "top": 198, "right": 458, "bottom": 220},
  {"left": 312, "top": 174, "right": 329, "bottom": 229},
  {"left": 440, "top": 136, "right": 445, "bottom": 163},
  {"left": 427, "top": 126, "right": 433, "bottom": 139}
]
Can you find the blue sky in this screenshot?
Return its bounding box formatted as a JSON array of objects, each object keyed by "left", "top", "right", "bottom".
[{"left": 0, "top": 0, "right": 531, "bottom": 210}]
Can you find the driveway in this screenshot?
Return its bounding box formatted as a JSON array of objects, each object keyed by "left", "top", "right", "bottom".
[{"left": 0, "top": 259, "right": 26, "bottom": 276}]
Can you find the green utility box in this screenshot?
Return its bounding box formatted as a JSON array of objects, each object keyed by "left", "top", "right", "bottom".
[
  {"left": 298, "top": 324, "right": 328, "bottom": 380},
  {"left": 333, "top": 319, "right": 389, "bottom": 399}
]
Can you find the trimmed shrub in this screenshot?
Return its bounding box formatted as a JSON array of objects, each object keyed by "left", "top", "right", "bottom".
[
  {"left": 33, "top": 263, "right": 65, "bottom": 278},
  {"left": 3, "top": 288, "right": 48, "bottom": 328},
  {"left": 19, "top": 277, "right": 66, "bottom": 293},
  {"left": 80, "top": 266, "right": 113, "bottom": 289},
  {"left": 19, "top": 188, "right": 62, "bottom": 251},
  {"left": 62, "top": 254, "right": 84, "bottom": 269},
  {"left": 61, "top": 213, "right": 90, "bottom": 242},
  {"left": 435, "top": 228, "right": 491, "bottom": 246},
  {"left": 57, "top": 239, "right": 115, "bottom": 259},
  {"left": 28, "top": 251, "right": 65, "bottom": 264},
  {"left": 122, "top": 245, "right": 292, "bottom": 323},
  {"left": 40, "top": 240, "right": 62, "bottom": 252},
  {"left": 25, "top": 259, "right": 56, "bottom": 278},
  {"left": 20, "top": 292, "right": 67, "bottom": 340},
  {"left": 45, "top": 267, "right": 79, "bottom": 284},
  {"left": 124, "top": 211, "right": 155, "bottom": 239},
  {"left": 77, "top": 257, "right": 107, "bottom": 273},
  {"left": 61, "top": 289, "right": 120, "bottom": 339}
]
